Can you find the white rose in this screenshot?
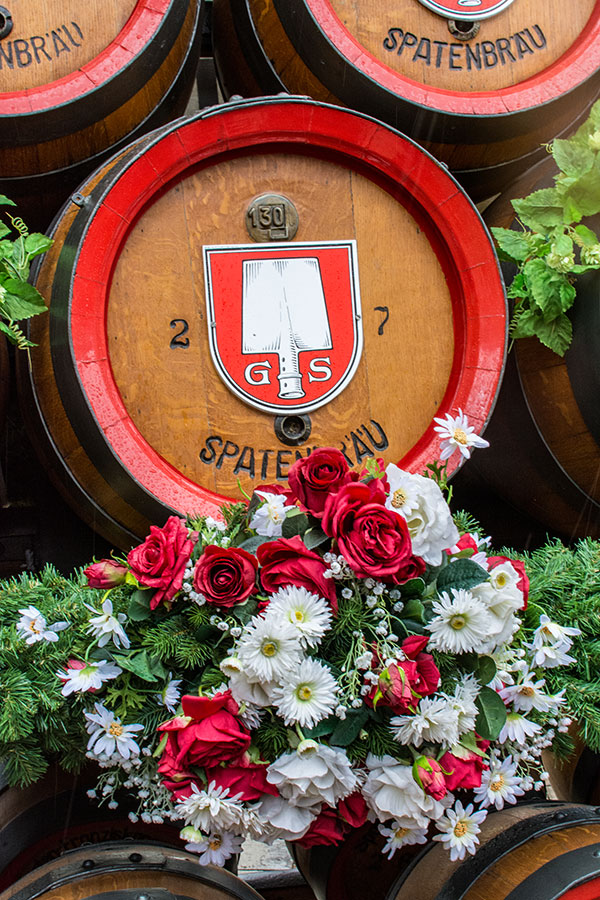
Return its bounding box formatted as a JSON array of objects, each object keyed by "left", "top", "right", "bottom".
[
  {"left": 385, "top": 466, "right": 459, "bottom": 566},
  {"left": 363, "top": 755, "right": 450, "bottom": 825},
  {"left": 266, "top": 744, "right": 357, "bottom": 809}
]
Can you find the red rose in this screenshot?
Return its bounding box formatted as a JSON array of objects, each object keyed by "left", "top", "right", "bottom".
[
  {"left": 439, "top": 743, "right": 489, "bottom": 791},
  {"left": 449, "top": 533, "right": 480, "bottom": 555},
  {"left": 257, "top": 535, "right": 338, "bottom": 612},
  {"left": 365, "top": 658, "right": 420, "bottom": 713},
  {"left": 413, "top": 756, "right": 448, "bottom": 800},
  {"left": 487, "top": 555, "right": 529, "bottom": 609},
  {"left": 252, "top": 483, "right": 295, "bottom": 504},
  {"left": 84, "top": 559, "right": 128, "bottom": 589},
  {"left": 127, "top": 516, "right": 197, "bottom": 610},
  {"left": 288, "top": 448, "right": 355, "bottom": 518},
  {"left": 161, "top": 772, "right": 199, "bottom": 802},
  {"left": 193, "top": 545, "right": 258, "bottom": 607},
  {"left": 157, "top": 692, "right": 250, "bottom": 775},
  {"left": 401, "top": 635, "right": 440, "bottom": 696},
  {"left": 322, "top": 480, "right": 415, "bottom": 582},
  {"left": 338, "top": 792, "right": 369, "bottom": 829},
  {"left": 297, "top": 806, "right": 346, "bottom": 847},
  {"left": 205, "top": 758, "right": 278, "bottom": 801}
]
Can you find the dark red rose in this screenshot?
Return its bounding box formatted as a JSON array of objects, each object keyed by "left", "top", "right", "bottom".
[
  {"left": 413, "top": 756, "right": 448, "bottom": 800},
  {"left": 157, "top": 692, "right": 250, "bottom": 775},
  {"left": 297, "top": 806, "right": 346, "bottom": 848},
  {"left": 161, "top": 772, "right": 200, "bottom": 802},
  {"left": 257, "top": 535, "right": 338, "bottom": 612},
  {"left": 84, "top": 559, "right": 128, "bottom": 589},
  {"left": 401, "top": 635, "right": 441, "bottom": 696},
  {"left": 487, "top": 555, "right": 529, "bottom": 609},
  {"left": 205, "top": 757, "right": 278, "bottom": 801},
  {"left": 288, "top": 448, "right": 355, "bottom": 519},
  {"left": 439, "top": 741, "right": 489, "bottom": 792},
  {"left": 127, "top": 516, "right": 197, "bottom": 610},
  {"left": 193, "top": 545, "right": 258, "bottom": 608},
  {"left": 338, "top": 792, "right": 369, "bottom": 829},
  {"left": 394, "top": 554, "right": 426, "bottom": 583},
  {"left": 365, "top": 658, "right": 419, "bottom": 713},
  {"left": 322, "top": 480, "right": 415, "bottom": 582}
]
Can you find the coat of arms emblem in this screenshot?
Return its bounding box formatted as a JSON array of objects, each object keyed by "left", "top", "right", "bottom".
[
  {"left": 415, "top": 0, "right": 516, "bottom": 19},
  {"left": 203, "top": 241, "right": 363, "bottom": 415}
]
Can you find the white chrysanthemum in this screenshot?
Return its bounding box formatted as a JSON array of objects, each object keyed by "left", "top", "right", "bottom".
[
  {"left": 265, "top": 586, "right": 332, "bottom": 648},
  {"left": 58, "top": 659, "right": 122, "bottom": 695},
  {"left": 181, "top": 827, "right": 243, "bottom": 866},
  {"left": 391, "top": 695, "right": 460, "bottom": 748},
  {"left": 84, "top": 702, "right": 143, "bottom": 759},
  {"left": 427, "top": 589, "right": 492, "bottom": 654},
  {"left": 253, "top": 794, "right": 318, "bottom": 841},
  {"left": 16, "top": 606, "right": 68, "bottom": 644},
  {"left": 449, "top": 675, "right": 480, "bottom": 736},
  {"left": 379, "top": 818, "right": 429, "bottom": 858},
  {"left": 433, "top": 800, "right": 488, "bottom": 861},
  {"left": 531, "top": 615, "right": 581, "bottom": 651},
  {"left": 237, "top": 617, "right": 303, "bottom": 682},
  {"left": 156, "top": 676, "right": 182, "bottom": 713},
  {"left": 249, "top": 491, "right": 294, "bottom": 538},
  {"left": 85, "top": 597, "right": 130, "bottom": 649},
  {"left": 271, "top": 658, "right": 338, "bottom": 728},
  {"left": 473, "top": 756, "right": 525, "bottom": 810},
  {"left": 175, "top": 781, "right": 245, "bottom": 832},
  {"left": 266, "top": 741, "right": 357, "bottom": 808},
  {"left": 498, "top": 711, "right": 542, "bottom": 745},
  {"left": 363, "top": 755, "right": 450, "bottom": 825},
  {"left": 384, "top": 466, "right": 459, "bottom": 566},
  {"left": 433, "top": 409, "right": 490, "bottom": 461}
]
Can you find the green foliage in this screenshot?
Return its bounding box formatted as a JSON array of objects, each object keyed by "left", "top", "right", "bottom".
[
  {"left": 253, "top": 714, "right": 290, "bottom": 760},
  {"left": 492, "top": 98, "right": 600, "bottom": 355}
]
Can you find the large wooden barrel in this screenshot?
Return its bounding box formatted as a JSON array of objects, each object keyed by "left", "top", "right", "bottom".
[
  {"left": 212, "top": 0, "right": 600, "bottom": 199},
  {"left": 20, "top": 96, "right": 507, "bottom": 549},
  {"left": 463, "top": 161, "right": 600, "bottom": 541},
  {"left": 292, "top": 802, "right": 600, "bottom": 900},
  {"left": 0, "top": 841, "right": 262, "bottom": 900},
  {"left": 0, "top": 0, "right": 204, "bottom": 231}
]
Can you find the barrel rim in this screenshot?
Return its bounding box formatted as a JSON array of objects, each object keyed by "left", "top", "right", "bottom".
[{"left": 48, "top": 96, "right": 507, "bottom": 522}]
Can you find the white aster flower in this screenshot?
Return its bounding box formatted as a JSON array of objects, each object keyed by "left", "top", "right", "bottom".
[
  {"left": 499, "top": 674, "right": 555, "bottom": 714},
  {"left": 58, "top": 659, "right": 122, "bottom": 695},
  {"left": 265, "top": 586, "right": 332, "bottom": 648},
  {"left": 175, "top": 781, "right": 245, "bottom": 832},
  {"left": 84, "top": 702, "right": 143, "bottom": 759},
  {"left": 427, "top": 589, "right": 492, "bottom": 654},
  {"left": 237, "top": 617, "right": 303, "bottom": 682},
  {"left": 498, "top": 711, "right": 542, "bottom": 745},
  {"left": 384, "top": 466, "right": 459, "bottom": 566},
  {"left": 16, "top": 606, "right": 68, "bottom": 644},
  {"left": 156, "top": 676, "right": 182, "bottom": 713},
  {"left": 266, "top": 742, "right": 357, "bottom": 808},
  {"left": 271, "top": 658, "right": 338, "bottom": 729},
  {"left": 531, "top": 615, "right": 581, "bottom": 651},
  {"left": 433, "top": 409, "right": 490, "bottom": 461},
  {"left": 433, "top": 800, "right": 488, "bottom": 860},
  {"left": 379, "top": 818, "right": 429, "bottom": 858},
  {"left": 528, "top": 640, "right": 577, "bottom": 669},
  {"left": 181, "top": 827, "right": 243, "bottom": 866},
  {"left": 363, "top": 755, "right": 450, "bottom": 825},
  {"left": 473, "top": 756, "right": 525, "bottom": 810},
  {"left": 391, "top": 695, "right": 460, "bottom": 748},
  {"left": 253, "top": 793, "right": 318, "bottom": 841},
  {"left": 249, "top": 491, "right": 295, "bottom": 537},
  {"left": 85, "top": 597, "right": 130, "bottom": 649}
]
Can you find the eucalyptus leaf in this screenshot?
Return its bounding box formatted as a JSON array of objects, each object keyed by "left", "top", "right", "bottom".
[
  {"left": 238, "top": 534, "right": 272, "bottom": 553},
  {"left": 476, "top": 655, "right": 497, "bottom": 685},
  {"left": 127, "top": 589, "right": 153, "bottom": 621},
  {"left": 400, "top": 597, "right": 426, "bottom": 623},
  {"left": 303, "top": 526, "right": 329, "bottom": 551},
  {"left": 329, "top": 709, "right": 369, "bottom": 747},
  {"left": 282, "top": 511, "right": 309, "bottom": 539},
  {"left": 474, "top": 685, "right": 507, "bottom": 741}
]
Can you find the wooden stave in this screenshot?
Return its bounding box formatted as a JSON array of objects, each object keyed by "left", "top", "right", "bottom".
[
  {"left": 22, "top": 96, "right": 507, "bottom": 547},
  {"left": 211, "top": 0, "right": 600, "bottom": 199}
]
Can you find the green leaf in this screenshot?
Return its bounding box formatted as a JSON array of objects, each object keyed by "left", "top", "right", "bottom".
[
  {"left": 506, "top": 273, "right": 529, "bottom": 299},
  {"left": 0, "top": 223, "right": 11, "bottom": 240},
  {"left": 512, "top": 188, "right": 564, "bottom": 230},
  {"left": 574, "top": 224, "right": 600, "bottom": 248},
  {"left": 231, "top": 597, "right": 259, "bottom": 624},
  {"left": 304, "top": 715, "right": 337, "bottom": 739},
  {"left": 0, "top": 195, "right": 16, "bottom": 207},
  {"left": 474, "top": 685, "right": 507, "bottom": 741},
  {"left": 0, "top": 321, "right": 35, "bottom": 348},
  {"left": 0, "top": 279, "right": 47, "bottom": 319},
  {"left": 330, "top": 708, "right": 369, "bottom": 747},
  {"left": 552, "top": 138, "right": 595, "bottom": 178},
  {"left": 553, "top": 232, "right": 574, "bottom": 258},
  {"left": 558, "top": 279, "right": 576, "bottom": 312},
  {"left": 282, "top": 510, "right": 309, "bottom": 539},
  {"left": 435, "top": 558, "right": 489, "bottom": 594},
  {"left": 491, "top": 227, "right": 530, "bottom": 262},
  {"left": 114, "top": 650, "right": 165, "bottom": 682},
  {"left": 401, "top": 597, "right": 426, "bottom": 623},
  {"left": 534, "top": 312, "right": 573, "bottom": 356},
  {"left": 475, "top": 655, "right": 497, "bottom": 685},
  {"left": 564, "top": 168, "right": 600, "bottom": 217},
  {"left": 127, "top": 588, "right": 152, "bottom": 621},
  {"left": 522, "top": 259, "right": 566, "bottom": 321},
  {"left": 400, "top": 577, "right": 426, "bottom": 599},
  {"left": 303, "top": 526, "right": 329, "bottom": 551},
  {"left": 24, "top": 233, "right": 53, "bottom": 259},
  {"left": 238, "top": 534, "right": 272, "bottom": 553}
]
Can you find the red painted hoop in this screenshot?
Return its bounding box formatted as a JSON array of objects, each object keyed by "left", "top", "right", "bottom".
[{"left": 60, "top": 98, "right": 506, "bottom": 522}]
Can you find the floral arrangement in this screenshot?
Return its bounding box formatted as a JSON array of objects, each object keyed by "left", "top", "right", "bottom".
[
  {"left": 0, "top": 414, "right": 576, "bottom": 867},
  {"left": 492, "top": 97, "right": 600, "bottom": 356}
]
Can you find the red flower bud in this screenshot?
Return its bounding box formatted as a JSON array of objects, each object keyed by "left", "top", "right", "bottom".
[{"left": 84, "top": 559, "right": 128, "bottom": 589}]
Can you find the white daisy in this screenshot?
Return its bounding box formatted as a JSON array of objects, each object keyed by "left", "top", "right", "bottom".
[
  {"left": 433, "top": 409, "right": 490, "bottom": 461},
  {"left": 85, "top": 597, "right": 130, "bottom": 649},
  {"left": 498, "top": 711, "right": 542, "bottom": 745},
  {"left": 58, "top": 659, "right": 122, "bottom": 695},
  {"left": 156, "top": 676, "right": 182, "bottom": 713},
  {"left": 528, "top": 641, "right": 577, "bottom": 669},
  {"left": 433, "top": 800, "right": 488, "bottom": 860},
  {"left": 531, "top": 615, "right": 581, "bottom": 650},
  {"left": 181, "top": 827, "right": 243, "bottom": 866},
  {"left": 175, "top": 781, "right": 245, "bottom": 832},
  {"left": 499, "top": 674, "right": 555, "bottom": 714},
  {"left": 16, "top": 606, "right": 68, "bottom": 644},
  {"left": 265, "top": 586, "right": 332, "bottom": 648},
  {"left": 237, "top": 617, "right": 303, "bottom": 682},
  {"left": 391, "top": 695, "right": 460, "bottom": 748},
  {"left": 379, "top": 818, "right": 429, "bottom": 858},
  {"left": 84, "top": 702, "right": 143, "bottom": 759},
  {"left": 249, "top": 491, "right": 294, "bottom": 537},
  {"left": 426, "top": 589, "right": 492, "bottom": 654},
  {"left": 271, "top": 658, "right": 338, "bottom": 728},
  {"left": 473, "top": 756, "right": 525, "bottom": 810}
]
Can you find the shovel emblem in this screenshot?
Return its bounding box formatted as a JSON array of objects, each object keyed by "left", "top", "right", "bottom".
[{"left": 204, "top": 240, "right": 363, "bottom": 415}]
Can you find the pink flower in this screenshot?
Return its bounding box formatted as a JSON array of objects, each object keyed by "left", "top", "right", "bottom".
[
  {"left": 84, "top": 559, "right": 127, "bottom": 589},
  {"left": 412, "top": 756, "right": 448, "bottom": 800}
]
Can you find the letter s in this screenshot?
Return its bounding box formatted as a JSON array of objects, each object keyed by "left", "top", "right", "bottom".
[{"left": 308, "top": 357, "right": 332, "bottom": 382}]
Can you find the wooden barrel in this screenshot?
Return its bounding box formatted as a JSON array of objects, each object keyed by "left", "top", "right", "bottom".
[
  {"left": 0, "top": 841, "right": 262, "bottom": 900},
  {"left": 292, "top": 802, "right": 600, "bottom": 900},
  {"left": 20, "top": 96, "right": 507, "bottom": 549},
  {"left": 0, "top": 0, "right": 204, "bottom": 231},
  {"left": 212, "top": 0, "right": 600, "bottom": 199},
  {"left": 464, "top": 160, "right": 600, "bottom": 541}
]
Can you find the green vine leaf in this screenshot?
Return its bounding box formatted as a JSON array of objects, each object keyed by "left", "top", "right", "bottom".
[
  {"left": 512, "top": 188, "right": 564, "bottom": 231},
  {"left": 552, "top": 139, "right": 595, "bottom": 179}
]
